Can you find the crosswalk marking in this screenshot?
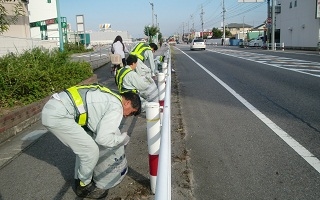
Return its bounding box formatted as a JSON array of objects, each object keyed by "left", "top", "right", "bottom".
[{"left": 207, "top": 48, "right": 320, "bottom": 77}]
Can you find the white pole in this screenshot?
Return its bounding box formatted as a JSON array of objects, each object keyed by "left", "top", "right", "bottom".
[{"left": 146, "top": 102, "right": 161, "bottom": 194}]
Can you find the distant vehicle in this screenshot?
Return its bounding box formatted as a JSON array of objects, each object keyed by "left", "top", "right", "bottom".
[
  {"left": 168, "top": 40, "right": 176, "bottom": 46},
  {"left": 190, "top": 38, "right": 206, "bottom": 50},
  {"left": 248, "top": 36, "right": 264, "bottom": 47}
]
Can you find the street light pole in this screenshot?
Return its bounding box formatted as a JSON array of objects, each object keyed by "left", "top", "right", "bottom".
[{"left": 149, "top": 2, "right": 154, "bottom": 26}]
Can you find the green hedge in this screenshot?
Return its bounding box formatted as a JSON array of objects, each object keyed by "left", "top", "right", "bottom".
[{"left": 0, "top": 47, "right": 93, "bottom": 108}]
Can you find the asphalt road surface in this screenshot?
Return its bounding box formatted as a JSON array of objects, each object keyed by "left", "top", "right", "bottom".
[{"left": 174, "top": 44, "right": 320, "bottom": 200}]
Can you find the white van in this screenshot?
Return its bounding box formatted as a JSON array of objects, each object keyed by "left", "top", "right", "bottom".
[{"left": 248, "top": 36, "right": 264, "bottom": 47}]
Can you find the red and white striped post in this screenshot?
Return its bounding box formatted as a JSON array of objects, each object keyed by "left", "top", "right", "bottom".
[
  {"left": 146, "top": 102, "right": 161, "bottom": 194},
  {"left": 158, "top": 72, "right": 166, "bottom": 125}
]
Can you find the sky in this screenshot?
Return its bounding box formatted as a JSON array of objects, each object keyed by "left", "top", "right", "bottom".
[{"left": 59, "top": 0, "right": 268, "bottom": 38}]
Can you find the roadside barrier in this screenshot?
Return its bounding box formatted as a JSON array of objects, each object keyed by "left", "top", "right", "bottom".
[
  {"left": 155, "top": 49, "right": 172, "bottom": 200},
  {"left": 158, "top": 72, "right": 166, "bottom": 124},
  {"left": 266, "top": 42, "right": 285, "bottom": 51},
  {"left": 146, "top": 48, "right": 172, "bottom": 199}
]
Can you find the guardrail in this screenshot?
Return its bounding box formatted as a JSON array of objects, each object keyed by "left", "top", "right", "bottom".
[
  {"left": 155, "top": 48, "right": 172, "bottom": 200},
  {"left": 144, "top": 48, "right": 172, "bottom": 200},
  {"left": 266, "top": 42, "right": 285, "bottom": 51}
]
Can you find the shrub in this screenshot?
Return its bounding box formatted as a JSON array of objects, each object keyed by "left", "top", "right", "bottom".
[
  {"left": 0, "top": 47, "right": 93, "bottom": 108},
  {"left": 64, "top": 42, "right": 93, "bottom": 54}
]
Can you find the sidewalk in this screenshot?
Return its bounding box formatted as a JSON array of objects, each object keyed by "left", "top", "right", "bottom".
[{"left": 0, "top": 45, "right": 194, "bottom": 199}]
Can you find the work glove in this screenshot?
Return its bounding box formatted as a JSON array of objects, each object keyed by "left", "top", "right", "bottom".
[{"left": 122, "top": 132, "right": 130, "bottom": 146}]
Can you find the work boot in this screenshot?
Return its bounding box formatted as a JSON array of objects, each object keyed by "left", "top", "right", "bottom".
[
  {"left": 75, "top": 179, "right": 96, "bottom": 198},
  {"left": 86, "top": 187, "right": 109, "bottom": 199}
]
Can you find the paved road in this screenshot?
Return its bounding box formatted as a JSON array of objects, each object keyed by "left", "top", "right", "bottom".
[
  {"left": 0, "top": 46, "right": 193, "bottom": 200},
  {"left": 174, "top": 44, "right": 320, "bottom": 199},
  {"left": 2, "top": 44, "right": 319, "bottom": 200}
]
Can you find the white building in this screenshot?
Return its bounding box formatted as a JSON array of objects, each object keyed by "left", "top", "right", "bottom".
[
  {"left": 276, "top": 0, "right": 320, "bottom": 50},
  {"left": 27, "top": 0, "right": 132, "bottom": 45},
  {"left": 28, "top": 0, "right": 59, "bottom": 40},
  {"left": 0, "top": 0, "right": 58, "bottom": 57}
]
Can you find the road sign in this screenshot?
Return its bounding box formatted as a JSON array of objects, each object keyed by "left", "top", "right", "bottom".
[{"left": 267, "top": 17, "right": 272, "bottom": 24}]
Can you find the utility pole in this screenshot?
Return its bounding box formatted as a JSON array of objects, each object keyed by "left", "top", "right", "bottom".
[
  {"left": 182, "top": 22, "right": 184, "bottom": 42},
  {"left": 264, "top": 0, "right": 270, "bottom": 47},
  {"left": 191, "top": 14, "right": 194, "bottom": 31},
  {"left": 222, "top": 0, "right": 226, "bottom": 45},
  {"left": 271, "top": 0, "right": 275, "bottom": 50},
  {"left": 154, "top": 14, "right": 157, "bottom": 28},
  {"left": 243, "top": 16, "right": 245, "bottom": 41},
  {"left": 190, "top": 14, "right": 194, "bottom": 40},
  {"left": 149, "top": 2, "right": 154, "bottom": 26},
  {"left": 200, "top": 5, "right": 204, "bottom": 39}
]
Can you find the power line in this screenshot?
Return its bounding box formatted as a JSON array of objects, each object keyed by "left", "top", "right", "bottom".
[{"left": 182, "top": 1, "right": 266, "bottom": 31}]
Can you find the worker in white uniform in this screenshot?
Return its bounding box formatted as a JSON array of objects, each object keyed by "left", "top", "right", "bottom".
[
  {"left": 41, "top": 84, "right": 141, "bottom": 199},
  {"left": 130, "top": 42, "right": 158, "bottom": 80},
  {"left": 115, "top": 54, "right": 159, "bottom": 111}
]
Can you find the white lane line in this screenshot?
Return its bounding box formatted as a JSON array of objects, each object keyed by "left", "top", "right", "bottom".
[{"left": 178, "top": 48, "right": 320, "bottom": 174}]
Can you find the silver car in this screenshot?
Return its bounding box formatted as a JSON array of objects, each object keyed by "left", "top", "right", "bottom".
[{"left": 190, "top": 38, "right": 206, "bottom": 50}]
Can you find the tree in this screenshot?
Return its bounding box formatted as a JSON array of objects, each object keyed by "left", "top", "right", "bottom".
[
  {"left": 211, "top": 27, "right": 232, "bottom": 38},
  {"left": 0, "top": 0, "right": 25, "bottom": 34},
  {"left": 211, "top": 28, "right": 222, "bottom": 38},
  {"left": 144, "top": 25, "right": 159, "bottom": 43},
  {"left": 225, "top": 30, "right": 232, "bottom": 37}
]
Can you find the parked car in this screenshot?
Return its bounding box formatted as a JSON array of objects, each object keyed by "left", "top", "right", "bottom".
[
  {"left": 248, "top": 36, "right": 264, "bottom": 47},
  {"left": 190, "top": 38, "right": 206, "bottom": 50}
]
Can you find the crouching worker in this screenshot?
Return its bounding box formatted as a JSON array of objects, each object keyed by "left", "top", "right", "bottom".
[
  {"left": 41, "top": 84, "right": 141, "bottom": 199},
  {"left": 154, "top": 55, "right": 165, "bottom": 72},
  {"left": 115, "top": 54, "right": 159, "bottom": 112}
]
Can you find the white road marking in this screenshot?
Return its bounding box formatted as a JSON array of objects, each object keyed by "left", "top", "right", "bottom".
[
  {"left": 178, "top": 48, "right": 320, "bottom": 174},
  {"left": 207, "top": 49, "right": 320, "bottom": 78}
]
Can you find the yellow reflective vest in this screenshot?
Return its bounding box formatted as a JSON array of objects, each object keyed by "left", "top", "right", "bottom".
[
  {"left": 115, "top": 67, "right": 138, "bottom": 94},
  {"left": 65, "top": 84, "right": 121, "bottom": 126},
  {"left": 130, "top": 42, "right": 152, "bottom": 62}
]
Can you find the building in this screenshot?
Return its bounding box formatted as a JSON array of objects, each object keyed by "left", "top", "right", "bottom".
[
  {"left": 1, "top": 0, "right": 30, "bottom": 38},
  {"left": 0, "top": 0, "right": 58, "bottom": 57},
  {"left": 226, "top": 23, "right": 253, "bottom": 38},
  {"left": 28, "top": 0, "right": 59, "bottom": 40},
  {"left": 276, "top": 0, "right": 320, "bottom": 50}
]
